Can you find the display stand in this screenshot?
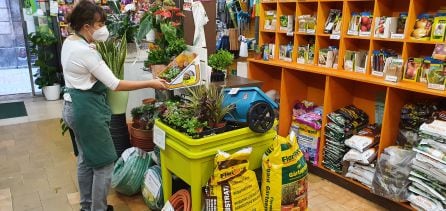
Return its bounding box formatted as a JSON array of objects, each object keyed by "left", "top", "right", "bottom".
[
  {"left": 156, "top": 120, "right": 276, "bottom": 211},
  {"left": 251, "top": 0, "right": 446, "bottom": 210}
]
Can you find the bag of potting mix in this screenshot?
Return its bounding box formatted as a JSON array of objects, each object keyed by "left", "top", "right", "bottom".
[
  {"left": 204, "top": 148, "right": 263, "bottom": 211},
  {"left": 262, "top": 132, "right": 309, "bottom": 211}
]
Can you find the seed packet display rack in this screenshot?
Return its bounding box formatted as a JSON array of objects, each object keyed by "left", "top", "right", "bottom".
[{"left": 252, "top": 0, "right": 446, "bottom": 210}]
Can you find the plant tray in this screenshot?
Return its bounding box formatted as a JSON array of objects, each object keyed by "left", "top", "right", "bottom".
[{"left": 158, "top": 51, "right": 201, "bottom": 90}]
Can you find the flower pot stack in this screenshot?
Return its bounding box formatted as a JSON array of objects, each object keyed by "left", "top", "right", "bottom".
[{"left": 109, "top": 113, "right": 131, "bottom": 157}]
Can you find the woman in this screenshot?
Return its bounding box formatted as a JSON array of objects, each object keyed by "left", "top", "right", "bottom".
[{"left": 61, "top": 1, "right": 167, "bottom": 211}]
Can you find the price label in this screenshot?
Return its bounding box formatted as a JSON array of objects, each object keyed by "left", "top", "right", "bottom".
[
  {"left": 371, "top": 71, "right": 384, "bottom": 77},
  {"left": 347, "top": 30, "right": 359, "bottom": 36},
  {"left": 390, "top": 33, "right": 404, "bottom": 39},
  {"left": 286, "top": 31, "right": 294, "bottom": 36},
  {"left": 306, "top": 29, "right": 315, "bottom": 34},
  {"left": 359, "top": 31, "right": 371, "bottom": 37},
  {"left": 330, "top": 34, "right": 341, "bottom": 40},
  {"left": 153, "top": 125, "right": 166, "bottom": 150},
  {"left": 385, "top": 75, "right": 398, "bottom": 83},
  {"left": 428, "top": 83, "right": 446, "bottom": 91},
  {"left": 228, "top": 88, "right": 240, "bottom": 95}
]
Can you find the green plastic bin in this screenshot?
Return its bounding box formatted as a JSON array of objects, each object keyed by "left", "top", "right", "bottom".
[{"left": 156, "top": 120, "right": 276, "bottom": 211}]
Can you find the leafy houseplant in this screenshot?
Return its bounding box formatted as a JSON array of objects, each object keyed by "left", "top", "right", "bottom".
[
  {"left": 96, "top": 35, "right": 128, "bottom": 114},
  {"left": 205, "top": 85, "right": 235, "bottom": 128},
  {"left": 130, "top": 103, "right": 159, "bottom": 151},
  {"left": 106, "top": 1, "right": 138, "bottom": 43},
  {"left": 28, "top": 29, "right": 61, "bottom": 100},
  {"left": 208, "top": 50, "right": 234, "bottom": 82}
]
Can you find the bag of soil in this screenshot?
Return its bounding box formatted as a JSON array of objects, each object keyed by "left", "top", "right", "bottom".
[{"left": 262, "top": 132, "right": 308, "bottom": 211}]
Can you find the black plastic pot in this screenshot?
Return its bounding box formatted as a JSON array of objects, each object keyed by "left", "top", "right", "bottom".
[
  {"left": 109, "top": 114, "right": 131, "bottom": 157},
  {"left": 210, "top": 71, "right": 225, "bottom": 82}
]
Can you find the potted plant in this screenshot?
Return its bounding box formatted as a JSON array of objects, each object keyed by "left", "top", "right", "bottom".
[
  {"left": 208, "top": 50, "right": 234, "bottom": 82},
  {"left": 130, "top": 103, "right": 158, "bottom": 151},
  {"left": 28, "top": 29, "right": 61, "bottom": 101},
  {"left": 205, "top": 85, "right": 235, "bottom": 131},
  {"left": 254, "top": 46, "right": 263, "bottom": 60},
  {"left": 106, "top": 1, "right": 139, "bottom": 57},
  {"left": 96, "top": 35, "right": 128, "bottom": 114}
]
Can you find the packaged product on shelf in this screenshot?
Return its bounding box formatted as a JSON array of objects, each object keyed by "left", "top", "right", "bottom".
[
  {"left": 432, "top": 44, "right": 446, "bottom": 61},
  {"left": 372, "top": 49, "right": 399, "bottom": 77},
  {"left": 359, "top": 12, "right": 373, "bottom": 37},
  {"left": 384, "top": 58, "right": 404, "bottom": 83},
  {"left": 297, "top": 123, "right": 321, "bottom": 166},
  {"left": 420, "top": 57, "right": 434, "bottom": 83},
  {"left": 407, "top": 193, "right": 444, "bottom": 211},
  {"left": 318, "top": 48, "right": 328, "bottom": 67},
  {"left": 298, "top": 15, "right": 308, "bottom": 33},
  {"left": 269, "top": 43, "right": 275, "bottom": 59},
  {"left": 292, "top": 100, "right": 317, "bottom": 120},
  {"left": 345, "top": 162, "right": 376, "bottom": 188},
  {"left": 280, "top": 15, "right": 294, "bottom": 33},
  {"left": 263, "top": 44, "right": 270, "bottom": 61},
  {"left": 411, "top": 13, "right": 434, "bottom": 40},
  {"left": 306, "top": 16, "right": 316, "bottom": 34},
  {"left": 204, "top": 148, "right": 263, "bottom": 211},
  {"left": 374, "top": 17, "right": 398, "bottom": 38},
  {"left": 397, "top": 129, "right": 420, "bottom": 150},
  {"left": 427, "top": 62, "right": 445, "bottom": 91},
  {"left": 262, "top": 133, "right": 308, "bottom": 211},
  {"left": 345, "top": 124, "right": 381, "bottom": 153},
  {"left": 431, "top": 15, "right": 446, "bottom": 42},
  {"left": 392, "top": 12, "right": 408, "bottom": 39},
  {"left": 264, "top": 10, "right": 277, "bottom": 30},
  {"left": 371, "top": 146, "right": 416, "bottom": 202},
  {"left": 343, "top": 147, "right": 377, "bottom": 165},
  {"left": 297, "top": 45, "right": 307, "bottom": 64},
  {"left": 403, "top": 57, "right": 423, "bottom": 82},
  {"left": 344, "top": 50, "right": 355, "bottom": 71},
  {"left": 308, "top": 43, "right": 315, "bottom": 64},
  {"left": 347, "top": 12, "right": 361, "bottom": 36},
  {"left": 141, "top": 165, "right": 164, "bottom": 210},
  {"left": 324, "top": 9, "right": 342, "bottom": 34},
  {"left": 354, "top": 51, "right": 368, "bottom": 73},
  {"left": 279, "top": 43, "right": 293, "bottom": 62},
  {"left": 318, "top": 47, "right": 338, "bottom": 68}
]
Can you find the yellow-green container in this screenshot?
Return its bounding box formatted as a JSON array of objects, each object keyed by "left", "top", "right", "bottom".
[{"left": 156, "top": 120, "right": 276, "bottom": 211}]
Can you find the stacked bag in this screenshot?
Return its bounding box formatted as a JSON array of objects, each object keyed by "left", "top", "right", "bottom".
[
  {"left": 397, "top": 103, "right": 437, "bottom": 149},
  {"left": 323, "top": 105, "right": 369, "bottom": 173},
  {"left": 408, "top": 112, "right": 446, "bottom": 210},
  {"left": 290, "top": 100, "right": 323, "bottom": 165},
  {"left": 343, "top": 124, "right": 381, "bottom": 188}
]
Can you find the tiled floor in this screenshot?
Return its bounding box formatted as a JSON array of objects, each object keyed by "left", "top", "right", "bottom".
[{"left": 0, "top": 97, "right": 387, "bottom": 211}]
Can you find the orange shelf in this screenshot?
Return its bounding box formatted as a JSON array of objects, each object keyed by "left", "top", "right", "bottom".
[
  {"left": 344, "top": 35, "right": 372, "bottom": 40},
  {"left": 295, "top": 31, "right": 316, "bottom": 35},
  {"left": 405, "top": 39, "right": 444, "bottom": 45},
  {"left": 261, "top": 0, "right": 277, "bottom": 3},
  {"left": 260, "top": 29, "right": 277, "bottom": 33},
  {"left": 248, "top": 59, "right": 446, "bottom": 97},
  {"left": 297, "top": 0, "right": 318, "bottom": 2},
  {"left": 372, "top": 37, "right": 405, "bottom": 42},
  {"left": 317, "top": 33, "right": 331, "bottom": 37}
]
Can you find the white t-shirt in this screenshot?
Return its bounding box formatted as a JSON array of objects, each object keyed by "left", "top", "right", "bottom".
[{"left": 61, "top": 36, "right": 120, "bottom": 101}]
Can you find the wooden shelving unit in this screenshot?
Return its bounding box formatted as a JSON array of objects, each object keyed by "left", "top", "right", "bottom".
[{"left": 252, "top": 0, "right": 446, "bottom": 210}]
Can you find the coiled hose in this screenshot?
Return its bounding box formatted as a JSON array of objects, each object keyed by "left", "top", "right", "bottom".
[{"left": 167, "top": 189, "right": 191, "bottom": 211}]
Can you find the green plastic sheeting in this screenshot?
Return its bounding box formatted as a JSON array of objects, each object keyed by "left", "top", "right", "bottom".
[{"left": 112, "top": 147, "right": 152, "bottom": 196}]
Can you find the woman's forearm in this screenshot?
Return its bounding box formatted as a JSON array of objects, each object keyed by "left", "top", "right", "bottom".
[{"left": 114, "top": 80, "right": 156, "bottom": 91}]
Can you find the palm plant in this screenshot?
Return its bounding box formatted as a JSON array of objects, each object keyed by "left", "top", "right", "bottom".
[
  {"left": 95, "top": 35, "right": 128, "bottom": 79},
  {"left": 206, "top": 85, "right": 235, "bottom": 127}
]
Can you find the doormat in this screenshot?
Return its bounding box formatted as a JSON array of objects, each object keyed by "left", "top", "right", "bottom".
[{"left": 0, "top": 101, "right": 27, "bottom": 119}]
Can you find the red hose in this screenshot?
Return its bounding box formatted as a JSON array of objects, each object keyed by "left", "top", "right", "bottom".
[{"left": 168, "top": 189, "right": 191, "bottom": 211}]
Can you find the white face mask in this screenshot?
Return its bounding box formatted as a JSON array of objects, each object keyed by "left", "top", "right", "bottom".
[{"left": 91, "top": 26, "right": 109, "bottom": 42}]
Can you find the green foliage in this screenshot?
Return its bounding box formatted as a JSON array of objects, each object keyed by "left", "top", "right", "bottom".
[
  {"left": 159, "top": 66, "right": 181, "bottom": 82},
  {"left": 95, "top": 35, "right": 127, "bottom": 79},
  {"left": 136, "top": 12, "right": 155, "bottom": 42},
  {"left": 106, "top": 1, "right": 138, "bottom": 43},
  {"left": 208, "top": 50, "right": 234, "bottom": 71},
  {"left": 131, "top": 104, "right": 158, "bottom": 130},
  {"left": 146, "top": 48, "right": 170, "bottom": 65},
  {"left": 166, "top": 38, "right": 187, "bottom": 58},
  {"left": 205, "top": 85, "right": 235, "bottom": 126},
  {"left": 28, "top": 30, "right": 59, "bottom": 89}
]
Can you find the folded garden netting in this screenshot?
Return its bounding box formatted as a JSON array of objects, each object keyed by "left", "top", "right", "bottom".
[{"left": 112, "top": 147, "right": 152, "bottom": 196}]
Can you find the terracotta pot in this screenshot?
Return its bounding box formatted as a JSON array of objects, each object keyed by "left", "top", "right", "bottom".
[
  {"left": 142, "top": 98, "right": 156, "bottom": 105},
  {"left": 130, "top": 126, "right": 155, "bottom": 152},
  {"left": 254, "top": 53, "right": 263, "bottom": 60}
]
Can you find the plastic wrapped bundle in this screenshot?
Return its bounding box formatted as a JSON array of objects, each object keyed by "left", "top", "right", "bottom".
[
  {"left": 142, "top": 165, "right": 164, "bottom": 210},
  {"left": 112, "top": 147, "right": 152, "bottom": 196},
  {"left": 371, "top": 146, "right": 416, "bottom": 202}
]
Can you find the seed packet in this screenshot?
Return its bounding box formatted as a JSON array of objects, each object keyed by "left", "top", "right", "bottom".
[
  {"left": 427, "top": 63, "right": 446, "bottom": 90},
  {"left": 264, "top": 10, "right": 277, "bottom": 30},
  {"left": 308, "top": 43, "right": 315, "bottom": 64},
  {"left": 263, "top": 44, "right": 269, "bottom": 61},
  {"left": 391, "top": 12, "right": 408, "bottom": 39},
  {"left": 431, "top": 16, "right": 446, "bottom": 41},
  {"left": 344, "top": 50, "right": 355, "bottom": 71},
  {"left": 384, "top": 58, "right": 404, "bottom": 82},
  {"left": 359, "top": 12, "right": 373, "bottom": 37},
  {"left": 433, "top": 44, "right": 446, "bottom": 61},
  {"left": 348, "top": 13, "right": 361, "bottom": 36},
  {"left": 268, "top": 43, "right": 275, "bottom": 59},
  {"left": 419, "top": 58, "right": 432, "bottom": 83},
  {"left": 306, "top": 16, "right": 316, "bottom": 34},
  {"left": 318, "top": 48, "right": 328, "bottom": 67},
  {"left": 403, "top": 57, "right": 423, "bottom": 81},
  {"left": 298, "top": 15, "right": 309, "bottom": 33},
  {"left": 327, "top": 46, "right": 338, "bottom": 68},
  {"left": 324, "top": 9, "right": 342, "bottom": 34},
  {"left": 354, "top": 51, "right": 368, "bottom": 74},
  {"left": 297, "top": 45, "right": 307, "bottom": 64},
  {"left": 279, "top": 43, "right": 293, "bottom": 62},
  {"left": 411, "top": 13, "right": 434, "bottom": 40}
]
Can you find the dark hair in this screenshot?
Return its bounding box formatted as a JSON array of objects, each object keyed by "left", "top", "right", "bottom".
[{"left": 66, "top": 0, "right": 106, "bottom": 32}]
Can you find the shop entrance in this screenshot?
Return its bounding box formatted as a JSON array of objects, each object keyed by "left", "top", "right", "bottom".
[{"left": 0, "top": 0, "right": 37, "bottom": 96}]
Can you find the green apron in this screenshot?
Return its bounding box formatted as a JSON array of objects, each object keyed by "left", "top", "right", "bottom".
[{"left": 67, "top": 81, "right": 117, "bottom": 168}]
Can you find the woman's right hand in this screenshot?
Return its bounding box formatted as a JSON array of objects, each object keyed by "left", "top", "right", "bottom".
[{"left": 150, "top": 78, "right": 168, "bottom": 90}]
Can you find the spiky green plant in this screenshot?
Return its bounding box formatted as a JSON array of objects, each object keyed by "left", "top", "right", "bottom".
[{"left": 95, "top": 35, "right": 127, "bottom": 79}]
